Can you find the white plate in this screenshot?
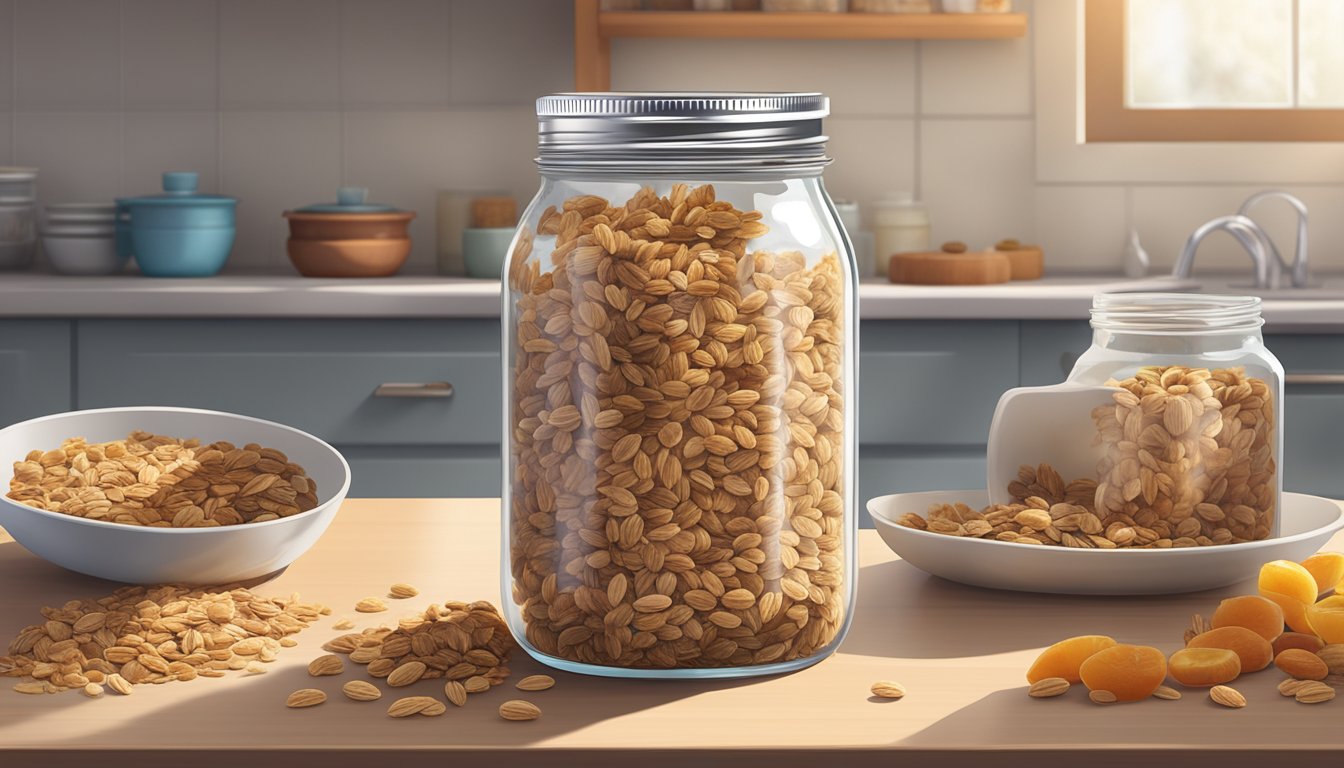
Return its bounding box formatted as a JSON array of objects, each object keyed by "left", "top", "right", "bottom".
[
  {"left": 0, "top": 407, "right": 351, "bottom": 584},
  {"left": 868, "top": 489, "right": 1344, "bottom": 595}
]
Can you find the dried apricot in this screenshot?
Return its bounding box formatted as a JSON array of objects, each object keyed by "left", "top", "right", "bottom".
[
  {"left": 1274, "top": 648, "right": 1329, "bottom": 680},
  {"left": 1187, "top": 626, "right": 1273, "bottom": 672},
  {"left": 1259, "top": 560, "right": 1318, "bottom": 606},
  {"left": 1301, "top": 553, "right": 1344, "bottom": 597},
  {"left": 1026, "top": 635, "right": 1117, "bottom": 684},
  {"left": 1078, "top": 644, "right": 1167, "bottom": 702},
  {"left": 1169, "top": 647, "right": 1241, "bottom": 687},
  {"left": 1306, "top": 595, "right": 1344, "bottom": 644},
  {"left": 1273, "top": 631, "right": 1325, "bottom": 656},
  {"left": 1211, "top": 595, "right": 1284, "bottom": 642},
  {"left": 1260, "top": 590, "right": 1314, "bottom": 635}
]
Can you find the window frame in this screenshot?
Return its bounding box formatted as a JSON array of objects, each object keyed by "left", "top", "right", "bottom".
[{"left": 1084, "top": 0, "right": 1344, "bottom": 142}]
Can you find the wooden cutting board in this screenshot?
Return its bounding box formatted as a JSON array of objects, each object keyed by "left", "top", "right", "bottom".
[
  {"left": 889, "top": 249, "right": 1012, "bottom": 285},
  {"left": 1001, "top": 245, "right": 1044, "bottom": 280}
]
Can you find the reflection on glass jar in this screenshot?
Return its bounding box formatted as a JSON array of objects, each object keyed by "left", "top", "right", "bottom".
[{"left": 502, "top": 94, "right": 857, "bottom": 678}]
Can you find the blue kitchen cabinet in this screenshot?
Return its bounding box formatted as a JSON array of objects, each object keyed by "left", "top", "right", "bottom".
[
  {"left": 1263, "top": 333, "right": 1344, "bottom": 499},
  {"left": 75, "top": 319, "right": 502, "bottom": 499},
  {"left": 854, "top": 320, "right": 1019, "bottom": 522},
  {"left": 0, "top": 320, "right": 72, "bottom": 428},
  {"left": 1018, "top": 320, "right": 1091, "bottom": 386},
  {"left": 859, "top": 320, "right": 1018, "bottom": 445},
  {"left": 57, "top": 316, "right": 1344, "bottom": 509}
]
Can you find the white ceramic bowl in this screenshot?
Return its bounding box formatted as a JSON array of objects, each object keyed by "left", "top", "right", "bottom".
[
  {"left": 869, "top": 489, "right": 1344, "bottom": 595},
  {"left": 0, "top": 407, "right": 351, "bottom": 584},
  {"left": 46, "top": 212, "right": 116, "bottom": 224},
  {"left": 43, "top": 234, "right": 127, "bottom": 275},
  {"left": 44, "top": 202, "right": 115, "bottom": 215},
  {"left": 43, "top": 222, "right": 115, "bottom": 237}
]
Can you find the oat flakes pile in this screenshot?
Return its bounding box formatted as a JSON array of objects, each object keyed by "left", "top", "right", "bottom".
[
  {"left": 507, "top": 183, "right": 847, "bottom": 669},
  {"left": 323, "top": 600, "right": 515, "bottom": 689},
  {"left": 8, "top": 431, "right": 319, "bottom": 527},
  {"left": 1, "top": 585, "right": 329, "bottom": 694}
]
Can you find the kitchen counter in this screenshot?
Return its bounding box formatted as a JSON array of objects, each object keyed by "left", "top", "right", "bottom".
[
  {"left": 3, "top": 498, "right": 1343, "bottom": 767},
  {"left": 2, "top": 272, "right": 1341, "bottom": 326}
]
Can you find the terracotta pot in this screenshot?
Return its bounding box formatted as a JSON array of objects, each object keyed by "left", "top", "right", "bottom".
[
  {"left": 284, "top": 211, "right": 414, "bottom": 240},
  {"left": 283, "top": 186, "right": 416, "bottom": 241},
  {"left": 287, "top": 238, "right": 411, "bottom": 277}
]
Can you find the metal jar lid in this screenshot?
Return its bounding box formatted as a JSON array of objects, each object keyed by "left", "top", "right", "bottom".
[{"left": 535, "top": 92, "right": 831, "bottom": 176}]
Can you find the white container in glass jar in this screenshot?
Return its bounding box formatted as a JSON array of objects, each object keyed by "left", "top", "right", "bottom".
[
  {"left": 1068, "top": 294, "right": 1283, "bottom": 544},
  {"left": 502, "top": 93, "right": 858, "bottom": 678}
]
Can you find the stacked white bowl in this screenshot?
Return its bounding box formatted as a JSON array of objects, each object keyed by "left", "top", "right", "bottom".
[{"left": 43, "top": 202, "right": 128, "bottom": 275}]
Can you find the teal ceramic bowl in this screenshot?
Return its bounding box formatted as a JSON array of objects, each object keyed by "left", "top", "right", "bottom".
[
  {"left": 462, "top": 227, "right": 514, "bottom": 279},
  {"left": 131, "top": 227, "right": 234, "bottom": 277},
  {"left": 119, "top": 172, "right": 237, "bottom": 276}
]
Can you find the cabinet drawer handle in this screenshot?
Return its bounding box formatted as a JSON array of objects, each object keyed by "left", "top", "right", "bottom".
[
  {"left": 374, "top": 382, "right": 454, "bottom": 398},
  {"left": 1285, "top": 374, "right": 1344, "bottom": 386}
]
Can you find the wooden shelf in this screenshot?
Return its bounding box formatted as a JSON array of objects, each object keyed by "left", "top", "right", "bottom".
[
  {"left": 574, "top": 0, "right": 1028, "bottom": 90},
  {"left": 600, "top": 10, "right": 1027, "bottom": 40}
]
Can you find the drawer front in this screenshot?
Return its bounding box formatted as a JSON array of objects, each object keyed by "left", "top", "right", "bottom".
[
  {"left": 1283, "top": 391, "right": 1344, "bottom": 498},
  {"left": 76, "top": 319, "right": 501, "bottom": 446},
  {"left": 859, "top": 321, "right": 1018, "bottom": 445},
  {"left": 1259, "top": 334, "right": 1344, "bottom": 498},
  {"left": 0, "top": 320, "right": 72, "bottom": 428},
  {"left": 342, "top": 447, "right": 501, "bottom": 498},
  {"left": 858, "top": 447, "right": 986, "bottom": 527},
  {"left": 1266, "top": 333, "right": 1344, "bottom": 375},
  {"left": 1019, "top": 320, "right": 1091, "bottom": 386}
]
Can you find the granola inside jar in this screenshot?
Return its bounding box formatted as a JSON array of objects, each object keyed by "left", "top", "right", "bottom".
[{"left": 502, "top": 93, "right": 857, "bottom": 678}]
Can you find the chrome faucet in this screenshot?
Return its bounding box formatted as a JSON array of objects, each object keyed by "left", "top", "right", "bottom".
[
  {"left": 1173, "top": 191, "right": 1310, "bottom": 289},
  {"left": 1239, "top": 190, "right": 1309, "bottom": 287}
]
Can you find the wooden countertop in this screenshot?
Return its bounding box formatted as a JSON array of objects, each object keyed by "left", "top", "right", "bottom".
[{"left": 2, "top": 499, "right": 1342, "bottom": 767}]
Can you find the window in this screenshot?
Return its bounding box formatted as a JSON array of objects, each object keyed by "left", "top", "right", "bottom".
[{"left": 1085, "top": 0, "right": 1344, "bottom": 141}]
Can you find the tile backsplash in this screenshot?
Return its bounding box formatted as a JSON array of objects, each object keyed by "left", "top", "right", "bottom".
[{"left": 1, "top": 0, "right": 1340, "bottom": 275}]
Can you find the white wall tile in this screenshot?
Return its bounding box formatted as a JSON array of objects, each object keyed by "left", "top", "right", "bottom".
[
  {"left": 611, "top": 39, "right": 917, "bottom": 117},
  {"left": 824, "top": 117, "right": 916, "bottom": 228},
  {"left": 0, "top": 1, "right": 13, "bottom": 112},
  {"left": 123, "top": 0, "right": 217, "bottom": 110},
  {"left": 221, "top": 112, "right": 341, "bottom": 271},
  {"left": 1131, "top": 186, "right": 1344, "bottom": 274},
  {"left": 921, "top": 0, "right": 1033, "bottom": 115},
  {"left": 122, "top": 112, "right": 218, "bottom": 197},
  {"left": 341, "top": 0, "right": 450, "bottom": 107},
  {"left": 220, "top": 0, "right": 339, "bottom": 109},
  {"left": 920, "top": 118, "right": 1035, "bottom": 249},
  {"left": 449, "top": 0, "right": 572, "bottom": 106},
  {"left": 343, "top": 111, "right": 452, "bottom": 271},
  {"left": 14, "top": 0, "right": 120, "bottom": 110},
  {"left": 13, "top": 113, "right": 120, "bottom": 203},
  {"left": 345, "top": 108, "right": 539, "bottom": 271},
  {"left": 1033, "top": 185, "right": 1127, "bottom": 273}
]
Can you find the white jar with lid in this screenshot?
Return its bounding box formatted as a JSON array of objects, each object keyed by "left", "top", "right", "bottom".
[{"left": 872, "top": 193, "right": 930, "bottom": 278}]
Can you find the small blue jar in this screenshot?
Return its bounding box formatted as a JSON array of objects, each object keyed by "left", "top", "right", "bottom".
[{"left": 117, "top": 172, "right": 237, "bottom": 277}]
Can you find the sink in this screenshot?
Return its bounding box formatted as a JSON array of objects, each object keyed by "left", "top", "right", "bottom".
[{"left": 1191, "top": 279, "right": 1344, "bottom": 301}]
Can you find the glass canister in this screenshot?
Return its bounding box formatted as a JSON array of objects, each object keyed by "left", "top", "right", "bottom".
[
  {"left": 502, "top": 93, "right": 857, "bottom": 678},
  {"left": 1066, "top": 293, "right": 1283, "bottom": 545}
]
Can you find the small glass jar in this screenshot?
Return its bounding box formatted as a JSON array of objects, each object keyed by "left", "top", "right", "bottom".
[
  {"left": 1068, "top": 293, "right": 1283, "bottom": 544},
  {"left": 502, "top": 93, "right": 857, "bottom": 678}
]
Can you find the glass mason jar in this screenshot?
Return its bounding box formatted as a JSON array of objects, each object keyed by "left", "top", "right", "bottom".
[
  {"left": 501, "top": 93, "right": 857, "bottom": 678},
  {"left": 1067, "top": 293, "right": 1283, "bottom": 545}
]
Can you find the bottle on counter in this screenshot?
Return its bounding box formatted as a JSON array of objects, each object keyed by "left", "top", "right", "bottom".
[
  {"left": 872, "top": 193, "right": 930, "bottom": 278},
  {"left": 832, "top": 199, "right": 875, "bottom": 279}
]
